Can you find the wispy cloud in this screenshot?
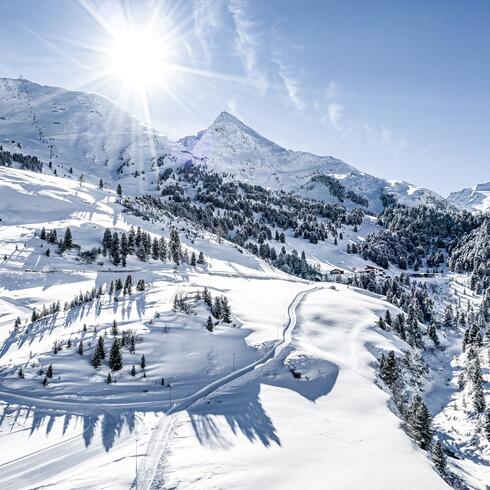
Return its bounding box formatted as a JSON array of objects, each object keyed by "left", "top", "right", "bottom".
[
  {"left": 191, "top": 0, "right": 223, "bottom": 66},
  {"left": 326, "top": 102, "right": 344, "bottom": 129},
  {"left": 322, "top": 81, "right": 407, "bottom": 156},
  {"left": 228, "top": 0, "right": 270, "bottom": 93},
  {"left": 276, "top": 61, "right": 306, "bottom": 111}
]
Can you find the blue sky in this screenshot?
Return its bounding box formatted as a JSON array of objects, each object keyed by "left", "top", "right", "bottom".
[{"left": 0, "top": 0, "right": 489, "bottom": 194}]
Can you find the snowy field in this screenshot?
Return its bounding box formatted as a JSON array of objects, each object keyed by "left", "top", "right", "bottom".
[{"left": 0, "top": 166, "right": 486, "bottom": 489}]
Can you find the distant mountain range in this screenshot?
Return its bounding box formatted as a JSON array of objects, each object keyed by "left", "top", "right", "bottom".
[
  {"left": 447, "top": 182, "right": 490, "bottom": 212},
  {"left": 0, "top": 77, "right": 450, "bottom": 212}
]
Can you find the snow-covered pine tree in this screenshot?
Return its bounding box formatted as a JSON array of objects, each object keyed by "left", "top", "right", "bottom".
[
  {"left": 221, "top": 297, "right": 232, "bottom": 323},
  {"left": 169, "top": 230, "right": 182, "bottom": 265},
  {"left": 97, "top": 335, "right": 106, "bottom": 359},
  {"left": 407, "top": 394, "right": 433, "bottom": 450},
  {"left": 111, "top": 319, "right": 119, "bottom": 336},
  {"left": 469, "top": 356, "right": 486, "bottom": 413},
  {"left": 379, "top": 351, "right": 399, "bottom": 389},
  {"left": 63, "top": 227, "right": 73, "bottom": 249},
  {"left": 431, "top": 441, "right": 447, "bottom": 475},
  {"left": 108, "top": 339, "right": 123, "bottom": 371}
]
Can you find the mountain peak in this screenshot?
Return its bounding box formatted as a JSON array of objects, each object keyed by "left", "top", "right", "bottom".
[{"left": 213, "top": 110, "right": 241, "bottom": 125}]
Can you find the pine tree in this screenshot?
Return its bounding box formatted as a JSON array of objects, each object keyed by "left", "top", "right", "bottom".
[
  {"left": 129, "top": 335, "right": 136, "bottom": 353},
  {"left": 151, "top": 237, "right": 160, "bottom": 260},
  {"left": 111, "top": 232, "right": 121, "bottom": 266},
  {"left": 384, "top": 310, "right": 392, "bottom": 326},
  {"left": 427, "top": 323, "right": 440, "bottom": 348},
  {"left": 42, "top": 375, "right": 49, "bottom": 387},
  {"left": 207, "top": 316, "right": 214, "bottom": 332},
  {"left": 190, "top": 251, "right": 196, "bottom": 266},
  {"left": 112, "top": 320, "right": 119, "bottom": 336},
  {"left": 136, "top": 279, "right": 145, "bottom": 291},
  {"left": 379, "top": 351, "right": 399, "bottom": 389},
  {"left": 130, "top": 365, "right": 136, "bottom": 376},
  {"left": 97, "top": 335, "right": 106, "bottom": 360},
  {"left": 109, "top": 339, "right": 123, "bottom": 371},
  {"left": 376, "top": 317, "right": 387, "bottom": 331},
  {"left": 212, "top": 297, "right": 222, "bottom": 319},
  {"left": 124, "top": 275, "right": 132, "bottom": 295},
  {"left": 221, "top": 297, "right": 232, "bottom": 323},
  {"left": 470, "top": 357, "right": 486, "bottom": 413},
  {"left": 432, "top": 441, "right": 447, "bottom": 475},
  {"left": 407, "top": 395, "right": 433, "bottom": 450},
  {"left": 169, "top": 230, "right": 181, "bottom": 265},
  {"left": 116, "top": 184, "right": 122, "bottom": 197},
  {"left": 99, "top": 178, "right": 104, "bottom": 189},
  {"left": 40, "top": 226, "right": 46, "bottom": 240},
  {"left": 46, "top": 364, "right": 53, "bottom": 378},
  {"left": 31, "top": 308, "right": 39, "bottom": 322},
  {"left": 140, "top": 354, "right": 146, "bottom": 370},
  {"left": 77, "top": 341, "right": 84, "bottom": 355},
  {"left": 106, "top": 372, "right": 112, "bottom": 384},
  {"left": 197, "top": 251, "right": 206, "bottom": 265},
  {"left": 203, "top": 287, "right": 212, "bottom": 307},
  {"left": 63, "top": 227, "right": 73, "bottom": 249},
  {"left": 484, "top": 412, "right": 490, "bottom": 441},
  {"left": 121, "top": 233, "right": 129, "bottom": 257},
  {"left": 102, "top": 228, "right": 112, "bottom": 255},
  {"left": 91, "top": 347, "right": 102, "bottom": 368},
  {"left": 18, "top": 367, "right": 24, "bottom": 378},
  {"left": 48, "top": 229, "right": 57, "bottom": 244},
  {"left": 136, "top": 242, "right": 147, "bottom": 262}
]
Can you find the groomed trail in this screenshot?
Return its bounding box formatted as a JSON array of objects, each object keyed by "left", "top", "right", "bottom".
[{"left": 135, "top": 285, "right": 319, "bottom": 490}]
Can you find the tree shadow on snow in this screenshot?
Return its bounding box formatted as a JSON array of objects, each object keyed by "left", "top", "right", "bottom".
[{"left": 185, "top": 352, "right": 339, "bottom": 451}]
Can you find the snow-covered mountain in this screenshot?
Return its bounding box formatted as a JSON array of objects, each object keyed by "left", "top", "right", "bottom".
[
  {"left": 0, "top": 77, "right": 449, "bottom": 212},
  {"left": 447, "top": 182, "right": 490, "bottom": 212},
  {"left": 181, "top": 111, "right": 449, "bottom": 212},
  {"left": 0, "top": 78, "right": 197, "bottom": 193}
]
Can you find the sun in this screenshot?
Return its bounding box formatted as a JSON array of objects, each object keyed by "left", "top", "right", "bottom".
[{"left": 108, "top": 30, "right": 167, "bottom": 88}]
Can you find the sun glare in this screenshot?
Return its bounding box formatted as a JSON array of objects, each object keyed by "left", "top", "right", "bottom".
[{"left": 108, "top": 30, "right": 166, "bottom": 88}]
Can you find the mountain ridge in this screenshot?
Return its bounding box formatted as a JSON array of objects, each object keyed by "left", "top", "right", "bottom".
[
  {"left": 448, "top": 182, "right": 490, "bottom": 212},
  {"left": 0, "top": 77, "right": 449, "bottom": 212}
]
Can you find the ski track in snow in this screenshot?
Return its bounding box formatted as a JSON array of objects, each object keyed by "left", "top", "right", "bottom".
[{"left": 136, "top": 285, "right": 320, "bottom": 489}]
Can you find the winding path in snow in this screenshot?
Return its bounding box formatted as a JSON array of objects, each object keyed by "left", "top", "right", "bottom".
[{"left": 135, "top": 285, "right": 320, "bottom": 490}]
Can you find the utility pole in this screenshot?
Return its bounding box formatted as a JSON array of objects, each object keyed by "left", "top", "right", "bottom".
[{"left": 135, "top": 438, "right": 138, "bottom": 490}]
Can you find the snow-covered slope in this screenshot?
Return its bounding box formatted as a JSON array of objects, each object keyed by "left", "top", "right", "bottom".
[
  {"left": 181, "top": 111, "right": 449, "bottom": 212},
  {"left": 0, "top": 166, "right": 459, "bottom": 489},
  {"left": 0, "top": 78, "right": 197, "bottom": 193},
  {"left": 448, "top": 182, "right": 490, "bottom": 212},
  {"left": 150, "top": 286, "right": 450, "bottom": 490}
]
